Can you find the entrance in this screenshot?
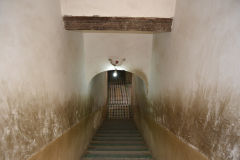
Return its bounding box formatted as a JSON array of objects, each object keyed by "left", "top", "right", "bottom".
[{"left": 107, "top": 70, "right": 132, "bottom": 119}]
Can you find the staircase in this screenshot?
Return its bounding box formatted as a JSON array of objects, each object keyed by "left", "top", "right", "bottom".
[
  {"left": 108, "top": 83, "right": 132, "bottom": 120},
  {"left": 82, "top": 120, "right": 152, "bottom": 160}
]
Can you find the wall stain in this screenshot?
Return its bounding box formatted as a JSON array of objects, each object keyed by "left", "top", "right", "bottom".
[
  {"left": 134, "top": 77, "right": 240, "bottom": 160},
  {"left": 0, "top": 81, "right": 106, "bottom": 160}
]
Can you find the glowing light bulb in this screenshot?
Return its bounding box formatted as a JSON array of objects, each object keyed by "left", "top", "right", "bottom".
[{"left": 113, "top": 71, "right": 118, "bottom": 78}]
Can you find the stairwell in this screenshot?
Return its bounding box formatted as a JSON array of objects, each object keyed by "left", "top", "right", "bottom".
[
  {"left": 81, "top": 71, "right": 152, "bottom": 159},
  {"left": 81, "top": 120, "right": 152, "bottom": 160}
]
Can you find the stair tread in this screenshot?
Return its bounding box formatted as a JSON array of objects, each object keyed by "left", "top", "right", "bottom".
[
  {"left": 90, "top": 143, "right": 146, "bottom": 146},
  {"left": 92, "top": 141, "right": 144, "bottom": 144},
  {"left": 98, "top": 130, "right": 139, "bottom": 132},
  {"left": 93, "top": 137, "right": 143, "bottom": 139},
  {"left": 97, "top": 132, "right": 140, "bottom": 134},
  {"left": 93, "top": 138, "right": 143, "bottom": 141},
  {"left": 82, "top": 120, "right": 152, "bottom": 160},
  {"left": 88, "top": 146, "right": 148, "bottom": 149},
  {"left": 88, "top": 148, "right": 149, "bottom": 151},
  {"left": 84, "top": 153, "right": 152, "bottom": 158},
  {"left": 95, "top": 135, "right": 142, "bottom": 137},
  {"left": 87, "top": 150, "right": 151, "bottom": 155},
  {"left": 82, "top": 158, "right": 152, "bottom": 160},
  {"left": 96, "top": 134, "right": 140, "bottom": 136}
]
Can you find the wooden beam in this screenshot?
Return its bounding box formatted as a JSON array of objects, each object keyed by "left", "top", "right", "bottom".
[{"left": 63, "top": 16, "right": 173, "bottom": 32}]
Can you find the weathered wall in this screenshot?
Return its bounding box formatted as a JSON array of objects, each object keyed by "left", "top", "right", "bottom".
[
  {"left": 83, "top": 32, "right": 153, "bottom": 85},
  {"left": 28, "top": 110, "right": 103, "bottom": 160},
  {"left": 0, "top": 0, "right": 106, "bottom": 159},
  {"left": 88, "top": 72, "right": 108, "bottom": 114},
  {"left": 133, "top": 76, "right": 207, "bottom": 160},
  {"left": 147, "top": 0, "right": 240, "bottom": 159},
  {"left": 60, "top": 0, "right": 176, "bottom": 18},
  {"left": 28, "top": 73, "right": 108, "bottom": 160}
]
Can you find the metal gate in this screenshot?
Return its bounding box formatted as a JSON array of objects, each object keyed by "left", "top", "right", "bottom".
[{"left": 107, "top": 81, "right": 132, "bottom": 119}]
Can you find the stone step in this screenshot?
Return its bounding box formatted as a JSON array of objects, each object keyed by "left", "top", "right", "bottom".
[
  {"left": 98, "top": 129, "right": 137, "bottom": 131},
  {"left": 87, "top": 148, "right": 149, "bottom": 151},
  {"left": 93, "top": 137, "right": 143, "bottom": 141},
  {"left": 95, "top": 133, "right": 141, "bottom": 137},
  {"left": 95, "top": 134, "right": 142, "bottom": 138},
  {"left": 88, "top": 145, "right": 148, "bottom": 150},
  {"left": 87, "top": 150, "right": 151, "bottom": 155},
  {"left": 91, "top": 140, "right": 145, "bottom": 144},
  {"left": 82, "top": 158, "right": 152, "bottom": 160},
  {"left": 99, "top": 125, "right": 136, "bottom": 128},
  {"left": 98, "top": 129, "right": 138, "bottom": 132},
  {"left": 83, "top": 153, "right": 152, "bottom": 159},
  {"left": 81, "top": 120, "right": 152, "bottom": 160},
  {"left": 90, "top": 143, "right": 146, "bottom": 146}
]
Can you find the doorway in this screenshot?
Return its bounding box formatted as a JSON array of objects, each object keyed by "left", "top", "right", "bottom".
[{"left": 107, "top": 70, "right": 132, "bottom": 119}]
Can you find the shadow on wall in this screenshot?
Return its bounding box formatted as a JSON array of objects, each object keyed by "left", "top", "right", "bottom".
[{"left": 131, "top": 69, "right": 149, "bottom": 91}]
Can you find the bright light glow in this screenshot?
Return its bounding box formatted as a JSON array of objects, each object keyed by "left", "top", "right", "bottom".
[
  {"left": 104, "top": 63, "right": 126, "bottom": 72},
  {"left": 113, "top": 71, "right": 118, "bottom": 78}
]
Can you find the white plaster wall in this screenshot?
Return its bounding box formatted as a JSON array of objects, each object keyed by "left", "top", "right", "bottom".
[
  {"left": 83, "top": 32, "right": 153, "bottom": 85},
  {"left": 0, "top": 0, "right": 150, "bottom": 159},
  {"left": 89, "top": 72, "right": 108, "bottom": 112},
  {"left": 148, "top": 0, "right": 240, "bottom": 159},
  {"left": 0, "top": 0, "right": 89, "bottom": 159},
  {"left": 60, "top": 0, "right": 176, "bottom": 18},
  {"left": 0, "top": 0, "right": 86, "bottom": 97}
]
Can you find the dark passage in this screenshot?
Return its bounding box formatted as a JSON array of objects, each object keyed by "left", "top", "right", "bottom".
[
  {"left": 81, "top": 120, "right": 152, "bottom": 160},
  {"left": 81, "top": 71, "right": 152, "bottom": 159}
]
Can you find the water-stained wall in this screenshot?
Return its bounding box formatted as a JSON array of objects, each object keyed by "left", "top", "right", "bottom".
[
  {"left": 88, "top": 72, "right": 108, "bottom": 114},
  {"left": 147, "top": 0, "right": 240, "bottom": 159},
  {"left": 28, "top": 110, "right": 104, "bottom": 160},
  {"left": 28, "top": 73, "right": 107, "bottom": 160},
  {"left": 133, "top": 76, "right": 207, "bottom": 160},
  {"left": 0, "top": 0, "right": 107, "bottom": 159}
]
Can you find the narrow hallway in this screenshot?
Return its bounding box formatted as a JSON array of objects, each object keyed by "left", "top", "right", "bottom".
[
  {"left": 1, "top": 0, "right": 240, "bottom": 160},
  {"left": 82, "top": 71, "right": 152, "bottom": 159},
  {"left": 82, "top": 120, "right": 152, "bottom": 160}
]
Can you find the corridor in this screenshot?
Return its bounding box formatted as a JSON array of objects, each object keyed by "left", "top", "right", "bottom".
[
  {"left": 0, "top": 0, "right": 240, "bottom": 160},
  {"left": 81, "top": 71, "right": 151, "bottom": 159}
]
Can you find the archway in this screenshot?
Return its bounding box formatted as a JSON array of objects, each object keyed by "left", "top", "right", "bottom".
[{"left": 89, "top": 69, "right": 147, "bottom": 120}]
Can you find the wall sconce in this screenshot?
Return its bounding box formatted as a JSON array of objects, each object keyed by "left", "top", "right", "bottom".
[
  {"left": 108, "top": 58, "right": 126, "bottom": 67},
  {"left": 108, "top": 58, "right": 126, "bottom": 78}
]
